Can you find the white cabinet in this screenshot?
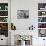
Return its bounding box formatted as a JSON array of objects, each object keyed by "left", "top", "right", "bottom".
[
  {"left": 0, "top": 0, "right": 8, "bottom": 45},
  {"left": 38, "top": 3, "right": 46, "bottom": 37},
  {"left": 38, "top": 38, "right": 46, "bottom": 46},
  {"left": 0, "top": 35, "right": 8, "bottom": 45},
  {"left": 0, "top": 0, "right": 11, "bottom": 45}
]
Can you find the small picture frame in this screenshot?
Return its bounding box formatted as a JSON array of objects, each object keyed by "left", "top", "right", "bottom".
[{"left": 17, "top": 10, "right": 29, "bottom": 19}]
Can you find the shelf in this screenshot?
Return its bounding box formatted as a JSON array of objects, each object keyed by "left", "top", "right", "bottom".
[
  {"left": 0, "top": 22, "right": 8, "bottom": 23},
  {"left": 38, "top": 16, "right": 46, "bottom": 17},
  {"left": 0, "top": 3, "right": 8, "bottom": 37},
  {"left": 38, "top": 22, "right": 46, "bottom": 23},
  {"left": 0, "top": 10, "right": 8, "bottom": 11},
  {"left": 38, "top": 28, "right": 46, "bottom": 29},
  {"left": 0, "top": 16, "right": 8, "bottom": 17},
  {"left": 38, "top": 10, "right": 46, "bottom": 11}
]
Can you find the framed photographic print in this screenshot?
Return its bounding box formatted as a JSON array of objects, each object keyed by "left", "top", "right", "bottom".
[{"left": 17, "top": 10, "right": 29, "bottom": 19}]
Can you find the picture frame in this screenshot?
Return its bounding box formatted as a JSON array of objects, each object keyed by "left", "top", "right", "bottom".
[{"left": 17, "top": 10, "right": 29, "bottom": 19}]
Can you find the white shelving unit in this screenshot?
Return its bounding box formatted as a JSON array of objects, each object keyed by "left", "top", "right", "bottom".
[
  {"left": 0, "top": 3, "right": 8, "bottom": 35},
  {"left": 38, "top": 3, "right": 46, "bottom": 37},
  {"left": 0, "top": 3, "right": 9, "bottom": 45}
]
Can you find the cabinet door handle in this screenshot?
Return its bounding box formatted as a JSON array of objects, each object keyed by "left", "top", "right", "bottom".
[
  {"left": 43, "top": 39, "right": 45, "bottom": 40},
  {"left": 1, "top": 39, "right": 3, "bottom": 40}
]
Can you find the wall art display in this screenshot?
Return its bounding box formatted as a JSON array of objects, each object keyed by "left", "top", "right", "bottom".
[
  {"left": 17, "top": 10, "right": 29, "bottom": 19},
  {"left": 38, "top": 29, "right": 46, "bottom": 37},
  {"left": 5, "top": 5, "right": 8, "bottom": 10},
  {"left": 29, "top": 25, "right": 35, "bottom": 30}
]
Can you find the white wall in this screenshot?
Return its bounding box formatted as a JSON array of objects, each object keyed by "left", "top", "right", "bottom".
[
  {"left": 11, "top": 0, "right": 38, "bottom": 30},
  {"left": 11, "top": 0, "right": 46, "bottom": 46}
]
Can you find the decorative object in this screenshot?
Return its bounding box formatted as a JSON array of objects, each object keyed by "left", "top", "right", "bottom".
[
  {"left": 19, "top": 35, "right": 32, "bottom": 45},
  {"left": 5, "top": 6, "right": 8, "bottom": 10},
  {"left": 38, "top": 3, "right": 46, "bottom": 10},
  {"left": 42, "top": 12, "right": 45, "bottom": 15},
  {"left": 38, "top": 11, "right": 46, "bottom": 16},
  {"left": 38, "top": 23, "right": 46, "bottom": 28},
  {"left": 38, "top": 17, "right": 46, "bottom": 22},
  {"left": 15, "top": 35, "right": 32, "bottom": 46},
  {"left": 0, "top": 11, "right": 8, "bottom": 16},
  {"left": 21, "top": 40, "right": 25, "bottom": 46},
  {"left": 11, "top": 23, "right": 16, "bottom": 30},
  {"left": 0, "top": 17, "right": 8, "bottom": 22},
  {"left": 39, "top": 29, "right": 46, "bottom": 37},
  {"left": 29, "top": 25, "right": 35, "bottom": 30}
]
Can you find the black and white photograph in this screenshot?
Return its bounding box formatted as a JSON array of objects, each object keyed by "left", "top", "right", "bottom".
[{"left": 17, "top": 10, "right": 29, "bottom": 19}]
